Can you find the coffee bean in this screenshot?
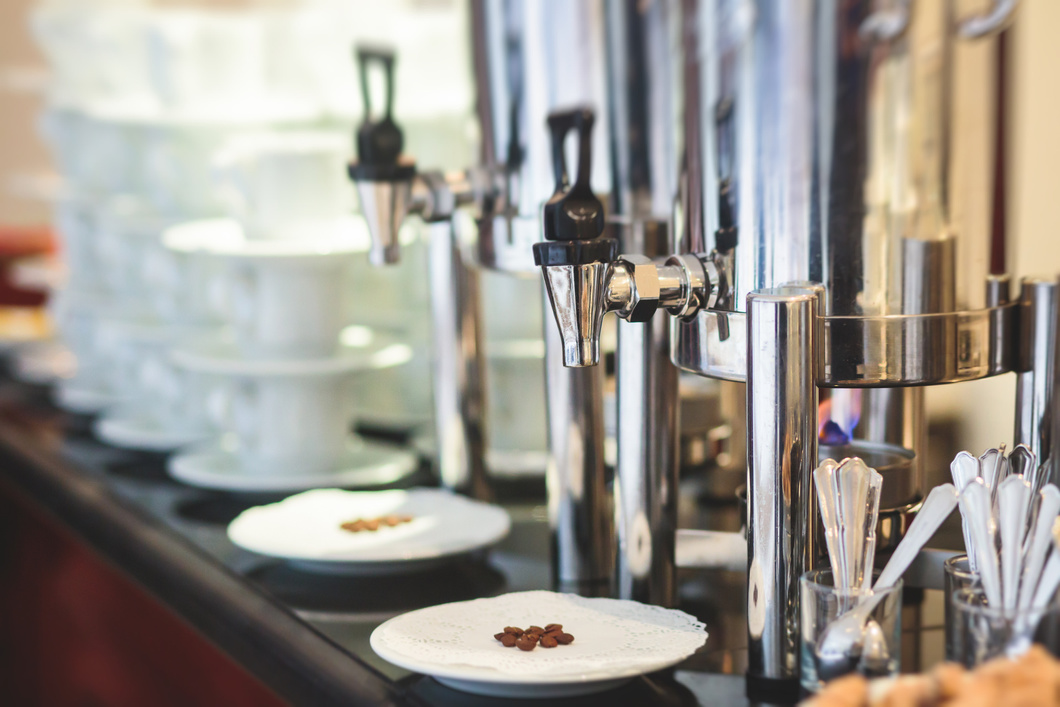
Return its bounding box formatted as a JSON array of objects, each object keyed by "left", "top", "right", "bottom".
[
  {"left": 493, "top": 623, "right": 574, "bottom": 651},
  {"left": 515, "top": 637, "right": 536, "bottom": 651}
]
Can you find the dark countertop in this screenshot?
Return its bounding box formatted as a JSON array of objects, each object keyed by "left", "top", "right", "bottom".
[{"left": 0, "top": 376, "right": 957, "bottom": 707}]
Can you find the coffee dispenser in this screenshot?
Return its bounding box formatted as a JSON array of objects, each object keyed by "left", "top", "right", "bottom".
[
  {"left": 535, "top": 0, "right": 1043, "bottom": 698},
  {"left": 347, "top": 3, "right": 611, "bottom": 507}
]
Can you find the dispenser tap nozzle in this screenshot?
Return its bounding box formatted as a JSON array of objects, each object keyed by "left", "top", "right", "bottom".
[
  {"left": 347, "top": 47, "right": 416, "bottom": 265},
  {"left": 533, "top": 108, "right": 617, "bottom": 367}
]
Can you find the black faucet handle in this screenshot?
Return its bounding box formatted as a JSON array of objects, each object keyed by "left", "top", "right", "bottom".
[
  {"left": 352, "top": 46, "right": 408, "bottom": 175},
  {"left": 541, "top": 107, "right": 605, "bottom": 243}
]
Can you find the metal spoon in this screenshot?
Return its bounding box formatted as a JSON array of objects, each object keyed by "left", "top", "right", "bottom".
[
  {"left": 856, "top": 620, "right": 892, "bottom": 679},
  {"left": 960, "top": 479, "right": 1003, "bottom": 608},
  {"left": 951, "top": 451, "right": 982, "bottom": 572},
  {"left": 1018, "top": 485, "right": 1060, "bottom": 611},
  {"left": 814, "top": 458, "right": 881, "bottom": 592},
  {"left": 814, "top": 484, "right": 959, "bottom": 681},
  {"left": 997, "top": 475, "right": 1032, "bottom": 609},
  {"left": 1009, "top": 444, "right": 1037, "bottom": 492},
  {"left": 814, "top": 459, "right": 845, "bottom": 588}
]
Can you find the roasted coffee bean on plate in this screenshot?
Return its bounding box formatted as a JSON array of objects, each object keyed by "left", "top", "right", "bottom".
[
  {"left": 340, "top": 515, "right": 414, "bottom": 533},
  {"left": 493, "top": 624, "right": 575, "bottom": 652}
]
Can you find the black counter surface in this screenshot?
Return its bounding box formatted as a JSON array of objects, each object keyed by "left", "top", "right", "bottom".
[{"left": 0, "top": 376, "right": 957, "bottom": 706}]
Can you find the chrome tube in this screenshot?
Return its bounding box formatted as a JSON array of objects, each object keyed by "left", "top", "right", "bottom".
[
  {"left": 472, "top": 0, "right": 610, "bottom": 273},
  {"left": 543, "top": 288, "right": 612, "bottom": 593},
  {"left": 746, "top": 288, "right": 819, "bottom": 694},
  {"left": 1015, "top": 277, "right": 1060, "bottom": 485},
  {"left": 428, "top": 221, "right": 489, "bottom": 499},
  {"left": 613, "top": 223, "right": 680, "bottom": 606}
]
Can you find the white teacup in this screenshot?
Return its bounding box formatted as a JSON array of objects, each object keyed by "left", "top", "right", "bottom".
[
  {"left": 53, "top": 196, "right": 102, "bottom": 292},
  {"left": 165, "top": 217, "right": 369, "bottom": 357},
  {"left": 211, "top": 372, "right": 356, "bottom": 474},
  {"left": 96, "top": 318, "right": 216, "bottom": 433},
  {"left": 145, "top": 11, "right": 268, "bottom": 113},
  {"left": 142, "top": 123, "right": 242, "bottom": 217},
  {"left": 50, "top": 288, "right": 109, "bottom": 370},
  {"left": 212, "top": 130, "right": 352, "bottom": 241},
  {"left": 218, "top": 256, "right": 352, "bottom": 358},
  {"left": 144, "top": 241, "right": 224, "bottom": 327},
  {"left": 96, "top": 197, "right": 180, "bottom": 300}
]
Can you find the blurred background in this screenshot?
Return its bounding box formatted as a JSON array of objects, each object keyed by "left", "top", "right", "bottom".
[{"left": 0, "top": 0, "right": 1057, "bottom": 459}]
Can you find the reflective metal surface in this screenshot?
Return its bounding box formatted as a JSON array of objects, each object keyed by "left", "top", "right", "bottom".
[
  {"left": 427, "top": 221, "right": 489, "bottom": 498},
  {"left": 745, "top": 288, "right": 819, "bottom": 690},
  {"left": 1015, "top": 277, "right": 1060, "bottom": 485},
  {"left": 541, "top": 262, "right": 610, "bottom": 368},
  {"left": 471, "top": 0, "right": 610, "bottom": 273},
  {"left": 680, "top": 0, "right": 1004, "bottom": 317},
  {"left": 613, "top": 223, "right": 680, "bottom": 607},
  {"left": 849, "top": 389, "right": 924, "bottom": 510},
  {"left": 354, "top": 179, "right": 410, "bottom": 266},
  {"left": 673, "top": 304, "right": 1019, "bottom": 386},
  {"left": 543, "top": 291, "right": 612, "bottom": 592}
]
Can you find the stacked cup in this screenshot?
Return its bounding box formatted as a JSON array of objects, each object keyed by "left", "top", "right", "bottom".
[
  {"left": 29, "top": 5, "right": 325, "bottom": 423},
  {"left": 163, "top": 130, "right": 419, "bottom": 492}
]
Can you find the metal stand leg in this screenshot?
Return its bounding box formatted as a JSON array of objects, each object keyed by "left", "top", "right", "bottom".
[
  {"left": 542, "top": 288, "right": 612, "bottom": 595},
  {"left": 614, "top": 308, "right": 679, "bottom": 605},
  {"left": 1015, "top": 277, "right": 1060, "bottom": 484},
  {"left": 428, "top": 220, "right": 490, "bottom": 499},
  {"left": 745, "top": 288, "right": 820, "bottom": 699}
]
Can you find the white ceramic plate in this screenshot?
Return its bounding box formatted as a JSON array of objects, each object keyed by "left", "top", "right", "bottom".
[
  {"left": 370, "top": 591, "right": 708, "bottom": 698},
  {"left": 54, "top": 377, "right": 119, "bottom": 414},
  {"left": 227, "top": 488, "right": 510, "bottom": 575},
  {"left": 170, "top": 440, "right": 418, "bottom": 493},
  {"left": 163, "top": 216, "right": 371, "bottom": 261},
  {"left": 94, "top": 413, "right": 212, "bottom": 452},
  {"left": 411, "top": 432, "right": 546, "bottom": 479},
  {"left": 171, "top": 327, "right": 411, "bottom": 377}
]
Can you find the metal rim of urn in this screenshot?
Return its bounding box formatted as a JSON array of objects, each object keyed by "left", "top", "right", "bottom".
[{"left": 672, "top": 302, "right": 1019, "bottom": 387}]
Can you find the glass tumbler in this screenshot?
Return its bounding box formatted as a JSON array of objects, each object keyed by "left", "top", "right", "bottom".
[
  {"left": 943, "top": 554, "right": 979, "bottom": 661},
  {"left": 948, "top": 587, "right": 1060, "bottom": 668},
  {"left": 800, "top": 569, "right": 903, "bottom": 692}
]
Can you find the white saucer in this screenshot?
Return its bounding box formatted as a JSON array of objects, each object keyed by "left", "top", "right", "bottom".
[
  {"left": 94, "top": 413, "right": 213, "bottom": 452},
  {"left": 370, "top": 591, "right": 708, "bottom": 698},
  {"left": 227, "top": 488, "right": 510, "bottom": 575},
  {"left": 485, "top": 449, "right": 547, "bottom": 478},
  {"left": 412, "top": 432, "right": 546, "bottom": 479},
  {"left": 163, "top": 216, "right": 376, "bottom": 262},
  {"left": 171, "top": 327, "right": 412, "bottom": 376},
  {"left": 168, "top": 439, "right": 418, "bottom": 493},
  {"left": 54, "top": 377, "right": 117, "bottom": 414}
]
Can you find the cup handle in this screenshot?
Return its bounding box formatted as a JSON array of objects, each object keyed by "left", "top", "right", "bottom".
[
  {"left": 230, "top": 380, "right": 258, "bottom": 450},
  {"left": 211, "top": 150, "right": 254, "bottom": 223},
  {"left": 206, "top": 382, "right": 232, "bottom": 429},
  {"left": 216, "top": 264, "right": 257, "bottom": 338},
  {"left": 144, "top": 248, "right": 181, "bottom": 318}
]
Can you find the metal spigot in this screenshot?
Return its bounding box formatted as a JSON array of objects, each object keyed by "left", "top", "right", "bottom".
[
  {"left": 347, "top": 48, "right": 416, "bottom": 265},
  {"left": 532, "top": 109, "right": 616, "bottom": 367},
  {"left": 533, "top": 108, "right": 715, "bottom": 368}
]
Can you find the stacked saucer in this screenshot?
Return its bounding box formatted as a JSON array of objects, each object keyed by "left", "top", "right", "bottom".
[{"left": 162, "top": 133, "right": 419, "bottom": 491}]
